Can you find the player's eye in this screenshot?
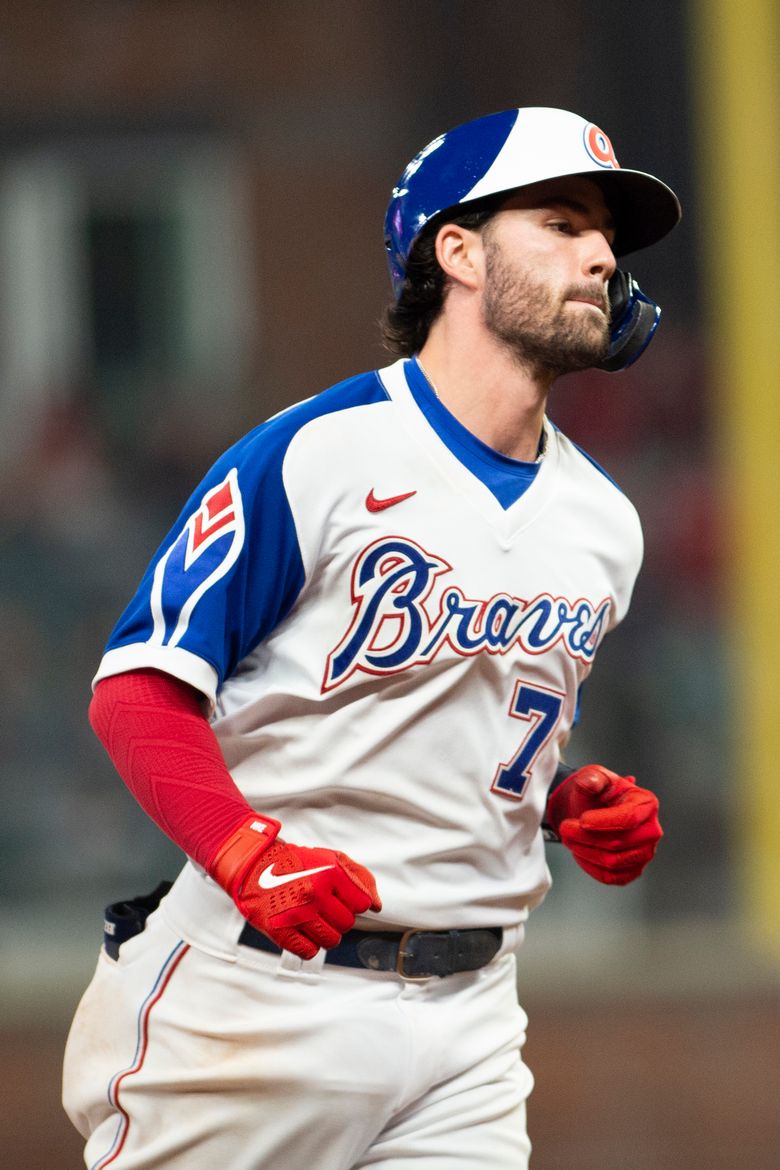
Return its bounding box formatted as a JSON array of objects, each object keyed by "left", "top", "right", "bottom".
[{"left": 548, "top": 219, "right": 574, "bottom": 234}]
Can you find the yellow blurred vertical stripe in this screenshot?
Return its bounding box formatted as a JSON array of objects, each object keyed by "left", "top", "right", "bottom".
[{"left": 692, "top": 0, "right": 780, "bottom": 954}]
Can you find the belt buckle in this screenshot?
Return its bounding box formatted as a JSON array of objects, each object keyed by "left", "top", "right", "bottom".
[{"left": 395, "top": 929, "right": 431, "bottom": 981}]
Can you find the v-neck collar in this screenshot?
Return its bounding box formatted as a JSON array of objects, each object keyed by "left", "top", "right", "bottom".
[
  {"left": 377, "top": 358, "right": 560, "bottom": 543},
  {"left": 404, "top": 357, "right": 544, "bottom": 504}
]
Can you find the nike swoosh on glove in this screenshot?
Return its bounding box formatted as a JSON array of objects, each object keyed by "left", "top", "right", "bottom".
[
  {"left": 210, "top": 816, "right": 382, "bottom": 959},
  {"left": 545, "top": 765, "right": 663, "bottom": 885}
]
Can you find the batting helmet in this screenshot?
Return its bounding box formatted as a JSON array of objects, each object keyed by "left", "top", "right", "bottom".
[
  {"left": 383, "top": 106, "right": 681, "bottom": 372},
  {"left": 384, "top": 106, "right": 681, "bottom": 297}
]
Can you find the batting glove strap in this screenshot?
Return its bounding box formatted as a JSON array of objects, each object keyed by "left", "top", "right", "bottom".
[{"left": 209, "top": 813, "right": 282, "bottom": 893}]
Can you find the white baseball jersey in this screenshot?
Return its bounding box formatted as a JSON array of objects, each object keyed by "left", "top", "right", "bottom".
[{"left": 94, "top": 357, "right": 642, "bottom": 939}]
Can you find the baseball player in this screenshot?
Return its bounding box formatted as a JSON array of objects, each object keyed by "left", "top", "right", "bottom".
[{"left": 63, "top": 106, "right": 679, "bottom": 1169}]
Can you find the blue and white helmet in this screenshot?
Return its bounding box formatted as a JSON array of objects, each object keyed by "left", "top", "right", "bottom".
[{"left": 384, "top": 106, "right": 681, "bottom": 300}]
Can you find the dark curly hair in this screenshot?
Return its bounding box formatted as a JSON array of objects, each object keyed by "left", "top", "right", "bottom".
[{"left": 381, "top": 197, "right": 504, "bottom": 357}]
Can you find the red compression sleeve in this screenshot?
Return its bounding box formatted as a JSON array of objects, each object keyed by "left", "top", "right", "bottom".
[{"left": 89, "top": 668, "right": 258, "bottom": 871}]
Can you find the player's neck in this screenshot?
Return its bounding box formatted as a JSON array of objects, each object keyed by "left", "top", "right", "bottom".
[{"left": 416, "top": 319, "right": 549, "bottom": 463}]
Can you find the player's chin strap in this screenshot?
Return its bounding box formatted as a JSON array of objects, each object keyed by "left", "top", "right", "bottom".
[{"left": 598, "top": 269, "right": 661, "bottom": 373}]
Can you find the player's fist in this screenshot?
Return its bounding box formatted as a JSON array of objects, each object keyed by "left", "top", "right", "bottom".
[
  {"left": 209, "top": 815, "right": 381, "bottom": 959},
  {"left": 545, "top": 765, "right": 662, "bottom": 885}
]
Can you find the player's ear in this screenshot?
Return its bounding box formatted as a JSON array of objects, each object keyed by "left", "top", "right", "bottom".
[{"left": 434, "top": 222, "right": 485, "bottom": 293}]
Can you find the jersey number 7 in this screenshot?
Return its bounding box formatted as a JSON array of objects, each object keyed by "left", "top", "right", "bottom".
[{"left": 491, "top": 681, "right": 564, "bottom": 800}]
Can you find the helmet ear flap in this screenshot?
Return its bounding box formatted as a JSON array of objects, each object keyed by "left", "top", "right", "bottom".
[{"left": 599, "top": 270, "right": 661, "bottom": 372}]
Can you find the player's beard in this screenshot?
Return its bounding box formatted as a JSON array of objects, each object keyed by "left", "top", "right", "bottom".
[{"left": 482, "top": 237, "right": 610, "bottom": 378}]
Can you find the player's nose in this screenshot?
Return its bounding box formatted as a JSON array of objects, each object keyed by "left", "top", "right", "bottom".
[{"left": 583, "top": 230, "right": 616, "bottom": 280}]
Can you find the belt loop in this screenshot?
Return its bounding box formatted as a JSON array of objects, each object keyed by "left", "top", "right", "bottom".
[
  {"left": 278, "top": 949, "right": 306, "bottom": 975},
  {"left": 298, "top": 947, "right": 326, "bottom": 975}
]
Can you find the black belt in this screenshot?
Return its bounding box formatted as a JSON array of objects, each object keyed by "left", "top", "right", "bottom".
[
  {"left": 238, "top": 921, "right": 503, "bottom": 980},
  {"left": 102, "top": 884, "right": 502, "bottom": 980}
]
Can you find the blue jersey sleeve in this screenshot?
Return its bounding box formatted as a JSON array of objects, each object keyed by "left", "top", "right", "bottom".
[
  {"left": 94, "top": 369, "right": 389, "bottom": 705},
  {"left": 97, "top": 420, "right": 306, "bottom": 703}
]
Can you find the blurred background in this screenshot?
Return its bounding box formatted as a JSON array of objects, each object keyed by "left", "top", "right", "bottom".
[{"left": 1, "top": 2, "right": 778, "bottom": 1167}]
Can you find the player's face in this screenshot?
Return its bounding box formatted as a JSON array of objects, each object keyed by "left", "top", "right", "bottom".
[{"left": 480, "top": 177, "right": 617, "bottom": 377}]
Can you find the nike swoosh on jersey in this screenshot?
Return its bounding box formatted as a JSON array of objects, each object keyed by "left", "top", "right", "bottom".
[
  {"left": 366, "top": 488, "right": 417, "bottom": 512},
  {"left": 257, "top": 863, "right": 335, "bottom": 889}
]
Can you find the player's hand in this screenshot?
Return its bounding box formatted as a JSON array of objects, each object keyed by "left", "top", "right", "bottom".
[
  {"left": 209, "top": 816, "right": 382, "bottom": 959},
  {"left": 545, "top": 765, "right": 662, "bottom": 885}
]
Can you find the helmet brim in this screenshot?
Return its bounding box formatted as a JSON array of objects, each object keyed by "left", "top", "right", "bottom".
[
  {"left": 585, "top": 167, "right": 682, "bottom": 256},
  {"left": 451, "top": 166, "right": 681, "bottom": 258}
]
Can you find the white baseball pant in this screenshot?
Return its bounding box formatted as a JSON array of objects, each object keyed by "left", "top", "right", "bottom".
[{"left": 63, "top": 907, "right": 533, "bottom": 1169}]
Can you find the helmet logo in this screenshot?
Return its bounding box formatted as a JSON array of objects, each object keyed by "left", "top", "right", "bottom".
[{"left": 584, "top": 123, "right": 620, "bottom": 170}]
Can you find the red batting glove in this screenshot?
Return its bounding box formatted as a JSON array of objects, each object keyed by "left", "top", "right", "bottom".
[
  {"left": 209, "top": 815, "right": 382, "bottom": 960},
  {"left": 545, "top": 765, "right": 663, "bottom": 885}
]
